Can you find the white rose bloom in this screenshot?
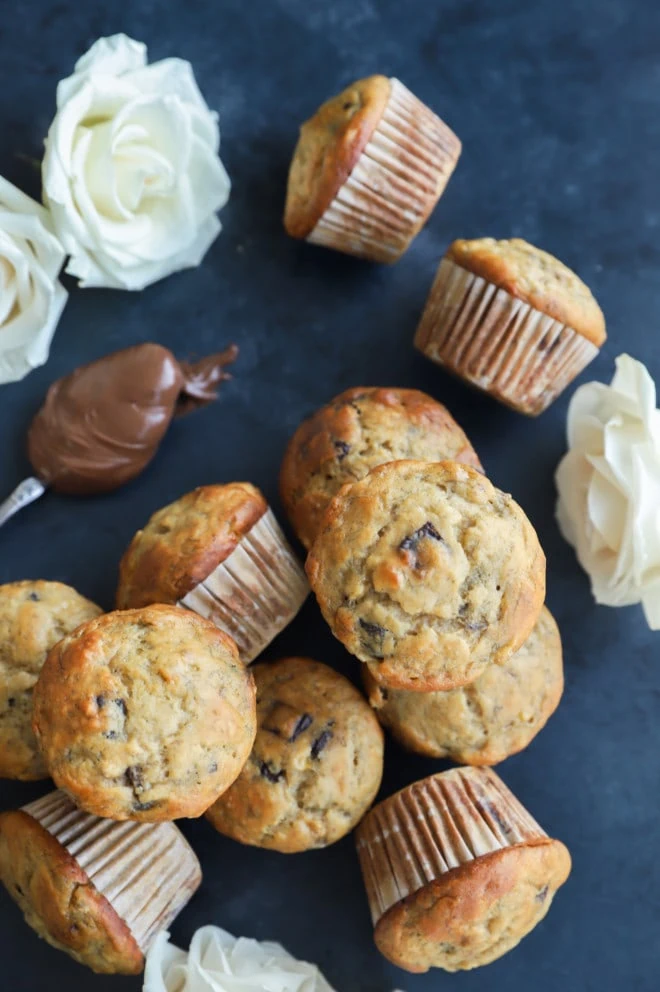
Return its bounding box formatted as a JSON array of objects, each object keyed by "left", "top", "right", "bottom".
[
  {"left": 43, "top": 34, "right": 230, "bottom": 291},
  {"left": 143, "top": 927, "right": 336, "bottom": 992},
  {"left": 556, "top": 353, "right": 660, "bottom": 629},
  {"left": 0, "top": 175, "right": 67, "bottom": 384}
]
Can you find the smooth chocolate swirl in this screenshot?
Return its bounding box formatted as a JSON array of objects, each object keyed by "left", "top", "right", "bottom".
[{"left": 27, "top": 343, "right": 237, "bottom": 495}]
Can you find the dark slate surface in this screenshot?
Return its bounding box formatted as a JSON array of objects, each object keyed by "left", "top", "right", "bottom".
[{"left": 0, "top": 1, "right": 658, "bottom": 989}]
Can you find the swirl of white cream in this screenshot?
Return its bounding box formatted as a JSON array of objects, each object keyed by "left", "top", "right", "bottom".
[
  {"left": 143, "top": 926, "right": 336, "bottom": 992},
  {"left": 42, "top": 34, "right": 230, "bottom": 291},
  {"left": 556, "top": 353, "right": 660, "bottom": 628},
  {"left": 0, "top": 175, "right": 67, "bottom": 384}
]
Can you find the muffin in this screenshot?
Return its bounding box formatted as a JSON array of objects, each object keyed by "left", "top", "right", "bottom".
[
  {"left": 280, "top": 386, "right": 482, "bottom": 550},
  {"left": 306, "top": 460, "right": 545, "bottom": 692},
  {"left": 284, "top": 75, "right": 461, "bottom": 263},
  {"left": 0, "top": 580, "right": 102, "bottom": 780},
  {"left": 364, "top": 605, "right": 563, "bottom": 764},
  {"left": 414, "top": 238, "right": 606, "bottom": 415},
  {"left": 0, "top": 789, "right": 201, "bottom": 974},
  {"left": 32, "top": 605, "right": 257, "bottom": 821},
  {"left": 206, "top": 656, "right": 384, "bottom": 852},
  {"left": 116, "top": 484, "right": 309, "bottom": 664},
  {"left": 356, "top": 767, "right": 571, "bottom": 973}
]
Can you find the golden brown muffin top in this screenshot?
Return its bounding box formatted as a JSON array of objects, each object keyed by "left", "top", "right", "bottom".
[
  {"left": 284, "top": 75, "right": 392, "bottom": 239},
  {"left": 0, "top": 580, "right": 102, "bottom": 781},
  {"left": 116, "top": 483, "right": 267, "bottom": 609},
  {"left": 306, "top": 460, "right": 545, "bottom": 692},
  {"left": 446, "top": 238, "right": 606, "bottom": 346},
  {"left": 206, "top": 656, "right": 384, "bottom": 853},
  {"left": 32, "top": 605, "right": 256, "bottom": 821},
  {"left": 374, "top": 841, "right": 571, "bottom": 973},
  {"left": 280, "top": 387, "right": 482, "bottom": 550},
  {"left": 364, "top": 605, "right": 563, "bottom": 765},
  {"left": 0, "top": 810, "right": 143, "bottom": 974}
]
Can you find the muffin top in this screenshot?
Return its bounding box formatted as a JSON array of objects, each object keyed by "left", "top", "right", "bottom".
[
  {"left": 306, "top": 460, "right": 545, "bottom": 692},
  {"left": 116, "top": 483, "right": 267, "bottom": 609},
  {"left": 374, "top": 840, "right": 571, "bottom": 973},
  {"left": 205, "top": 656, "right": 384, "bottom": 853},
  {"left": 32, "top": 605, "right": 257, "bottom": 821},
  {"left": 280, "top": 387, "right": 482, "bottom": 550},
  {"left": 446, "top": 238, "right": 606, "bottom": 346},
  {"left": 0, "top": 580, "right": 102, "bottom": 781},
  {"left": 0, "top": 809, "right": 143, "bottom": 974},
  {"left": 364, "top": 605, "right": 563, "bottom": 764},
  {"left": 284, "top": 75, "right": 391, "bottom": 239}
]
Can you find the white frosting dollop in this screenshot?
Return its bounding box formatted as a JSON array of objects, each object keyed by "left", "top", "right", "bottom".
[
  {"left": 143, "top": 927, "right": 336, "bottom": 992},
  {"left": 43, "top": 34, "right": 230, "bottom": 291},
  {"left": 556, "top": 353, "right": 660, "bottom": 628}
]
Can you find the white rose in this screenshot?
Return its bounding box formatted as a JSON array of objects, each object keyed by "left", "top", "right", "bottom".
[
  {"left": 43, "top": 34, "right": 230, "bottom": 291},
  {"left": 0, "top": 175, "right": 67, "bottom": 384},
  {"left": 556, "top": 353, "right": 660, "bottom": 629},
  {"left": 143, "top": 926, "right": 336, "bottom": 992}
]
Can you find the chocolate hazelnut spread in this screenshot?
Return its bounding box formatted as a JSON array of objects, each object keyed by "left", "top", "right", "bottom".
[{"left": 27, "top": 343, "right": 238, "bottom": 495}]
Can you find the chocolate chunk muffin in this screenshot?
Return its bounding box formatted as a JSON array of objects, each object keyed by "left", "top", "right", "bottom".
[
  {"left": 356, "top": 767, "right": 571, "bottom": 972},
  {"left": 32, "top": 605, "right": 257, "bottom": 821},
  {"left": 205, "top": 657, "right": 384, "bottom": 852},
  {"left": 364, "top": 605, "right": 563, "bottom": 764},
  {"left": 284, "top": 75, "right": 461, "bottom": 263},
  {"left": 280, "top": 387, "right": 482, "bottom": 550},
  {"left": 306, "top": 460, "right": 545, "bottom": 692},
  {"left": 0, "top": 790, "right": 201, "bottom": 974},
  {"left": 116, "top": 484, "right": 308, "bottom": 664},
  {"left": 0, "top": 580, "right": 102, "bottom": 780},
  {"left": 414, "top": 238, "right": 606, "bottom": 415}
]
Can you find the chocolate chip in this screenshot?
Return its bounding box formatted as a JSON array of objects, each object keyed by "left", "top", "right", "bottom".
[
  {"left": 399, "top": 521, "right": 443, "bottom": 553},
  {"left": 133, "top": 801, "right": 157, "bottom": 812},
  {"left": 125, "top": 766, "right": 144, "bottom": 791},
  {"left": 96, "top": 695, "right": 106, "bottom": 709},
  {"left": 103, "top": 730, "right": 118, "bottom": 740},
  {"left": 260, "top": 761, "right": 284, "bottom": 783},
  {"left": 116, "top": 699, "right": 128, "bottom": 717},
  {"left": 289, "top": 713, "right": 313, "bottom": 742},
  {"left": 334, "top": 440, "right": 350, "bottom": 460},
  {"left": 311, "top": 729, "right": 333, "bottom": 759},
  {"left": 7, "top": 698, "right": 15, "bottom": 708},
  {"left": 28, "top": 592, "right": 40, "bottom": 602},
  {"left": 536, "top": 885, "right": 549, "bottom": 903}
]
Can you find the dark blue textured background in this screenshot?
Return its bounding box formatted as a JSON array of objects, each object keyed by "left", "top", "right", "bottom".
[{"left": 1, "top": 1, "right": 658, "bottom": 989}]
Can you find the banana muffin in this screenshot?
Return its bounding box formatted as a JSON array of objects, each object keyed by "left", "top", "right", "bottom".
[
  {"left": 356, "top": 767, "right": 571, "bottom": 972},
  {"left": 306, "top": 460, "right": 545, "bottom": 692},
  {"left": 414, "top": 238, "right": 606, "bottom": 415},
  {"left": 280, "top": 387, "right": 482, "bottom": 550},
  {"left": 0, "top": 790, "right": 201, "bottom": 974},
  {"left": 32, "top": 605, "right": 257, "bottom": 821},
  {"left": 206, "top": 656, "right": 384, "bottom": 852},
  {"left": 116, "top": 484, "right": 309, "bottom": 663},
  {"left": 284, "top": 75, "right": 461, "bottom": 263},
  {"left": 0, "top": 580, "right": 102, "bottom": 780},
  {"left": 364, "top": 605, "right": 563, "bottom": 764}
]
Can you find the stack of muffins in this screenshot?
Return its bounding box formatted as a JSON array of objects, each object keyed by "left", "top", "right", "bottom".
[{"left": 0, "top": 71, "right": 607, "bottom": 980}]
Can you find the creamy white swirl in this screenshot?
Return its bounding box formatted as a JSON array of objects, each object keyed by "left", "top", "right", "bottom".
[
  {"left": 556, "top": 354, "right": 660, "bottom": 628},
  {"left": 43, "top": 34, "right": 230, "bottom": 291}
]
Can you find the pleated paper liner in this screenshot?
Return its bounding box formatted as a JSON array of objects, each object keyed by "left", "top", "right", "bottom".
[
  {"left": 414, "top": 258, "right": 599, "bottom": 415},
  {"left": 308, "top": 78, "right": 461, "bottom": 263},
  {"left": 23, "top": 790, "right": 201, "bottom": 952},
  {"left": 180, "top": 507, "right": 309, "bottom": 664},
  {"left": 355, "top": 766, "right": 547, "bottom": 925}
]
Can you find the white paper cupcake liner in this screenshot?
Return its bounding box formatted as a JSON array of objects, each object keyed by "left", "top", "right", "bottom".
[
  {"left": 414, "top": 258, "right": 599, "bottom": 415},
  {"left": 355, "top": 767, "right": 547, "bottom": 924},
  {"left": 180, "top": 508, "right": 309, "bottom": 664},
  {"left": 308, "top": 78, "right": 461, "bottom": 263},
  {"left": 23, "top": 791, "right": 201, "bottom": 952}
]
